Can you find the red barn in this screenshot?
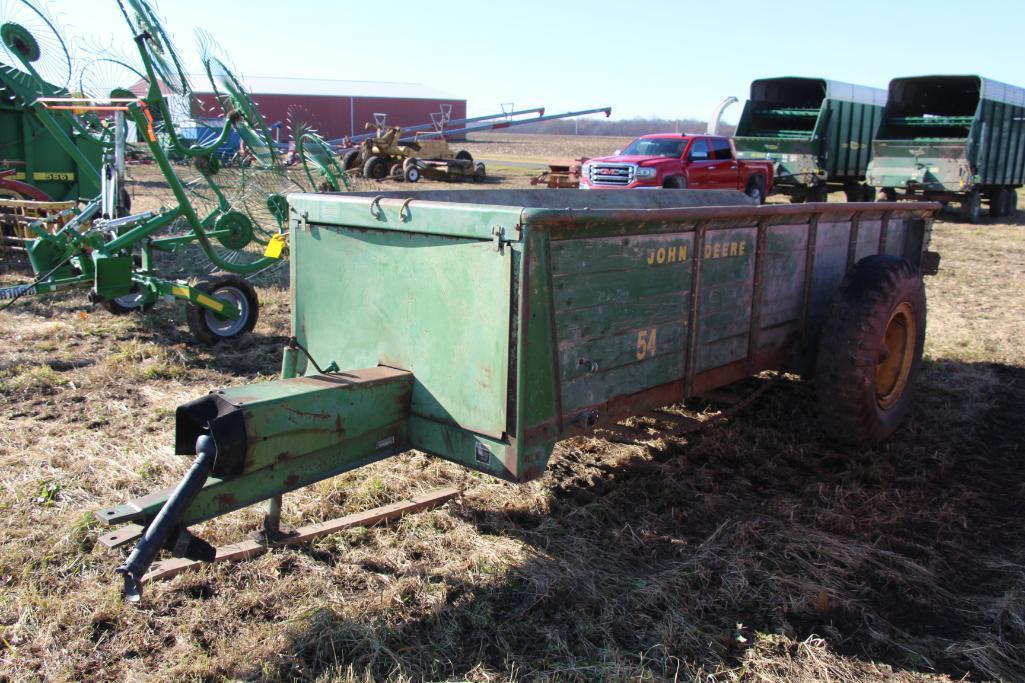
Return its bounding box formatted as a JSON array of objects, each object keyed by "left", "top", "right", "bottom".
[{"left": 188, "top": 75, "right": 466, "bottom": 141}]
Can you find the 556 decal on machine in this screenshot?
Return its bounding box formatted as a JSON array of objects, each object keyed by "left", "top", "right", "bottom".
[{"left": 0, "top": 283, "right": 36, "bottom": 300}]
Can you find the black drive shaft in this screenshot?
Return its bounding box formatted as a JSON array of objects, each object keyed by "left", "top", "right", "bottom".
[{"left": 117, "top": 434, "right": 217, "bottom": 602}]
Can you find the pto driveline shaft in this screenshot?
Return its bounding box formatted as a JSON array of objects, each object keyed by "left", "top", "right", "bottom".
[{"left": 117, "top": 434, "right": 216, "bottom": 602}]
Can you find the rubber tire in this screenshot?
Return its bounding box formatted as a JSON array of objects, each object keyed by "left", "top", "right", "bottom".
[
  {"left": 788, "top": 192, "right": 807, "bottom": 204},
  {"left": 814, "top": 255, "right": 926, "bottom": 446},
  {"left": 663, "top": 176, "right": 687, "bottom": 189},
  {"left": 455, "top": 150, "right": 473, "bottom": 162},
  {"left": 340, "top": 149, "right": 359, "bottom": 171},
  {"left": 844, "top": 185, "right": 862, "bottom": 203},
  {"left": 473, "top": 163, "right": 486, "bottom": 183},
  {"left": 989, "top": 187, "right": 1009, "bottom": 218},
  {"left": 388, "top": 163, "right": 403, "bottom": 180},
  {"left": 861, "top": 186, "right": 877, "bottom": 203},
  {"left": 404, "top": 165, "right": 421, "bottom": 183},
  {"left": 185, "top": 272, "right": 259, "bottom": 345},
  {"left": 102, "top": 292, "right": 148, "bottom": 315},
  {"left": 960, "top": 189, "right": 981, "bottom": 223},
  {"left": 744, "top": 176, "right": 766, "bottom": 204},
  {"left": 1007, "top": 189, "right": 1019, "bottom": 217},
  {"left": 879, "top": 187, "right": 898, "bottom": 202},
  {"left": 362, "top": 156, "right": 388, "bottom": 181}
]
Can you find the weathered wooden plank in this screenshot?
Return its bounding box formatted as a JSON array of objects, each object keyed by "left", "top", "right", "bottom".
[
  {"left": 553, "top": 262, "right": 693, "bottom": 309},
  {"left": 559, "top": 320, "right": 689, "bottom": 382},
  {"left": 550, "top": 232, "right": 695, "bottom": 275},
  {"left": 555, "top": 292, "right": 690, "bottom": 342},
  {"left": 561, "top": 352, "right": 684, "bottom": 414}
]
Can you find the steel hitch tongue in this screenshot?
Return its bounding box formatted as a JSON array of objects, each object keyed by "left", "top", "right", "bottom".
[{"left": 117, "top": 434, "right": 218, "bottom": 602}]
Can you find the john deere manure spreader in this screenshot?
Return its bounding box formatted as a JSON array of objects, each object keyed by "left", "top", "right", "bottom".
[{"left": 96, "top": 189, "right": 941, "bottom": 601}]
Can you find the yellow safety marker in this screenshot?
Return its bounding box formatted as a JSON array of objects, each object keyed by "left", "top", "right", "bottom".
[{"left": 264, "top": 233, "right": 287, "bottom": 259}]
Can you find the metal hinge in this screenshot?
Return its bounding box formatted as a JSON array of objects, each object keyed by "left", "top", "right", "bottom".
[
  {"left": 491, "top": 224, "right": 519, "bottom": 253},
  {"left": 295, "top": 209, "right": 309, "bottom": 232}
]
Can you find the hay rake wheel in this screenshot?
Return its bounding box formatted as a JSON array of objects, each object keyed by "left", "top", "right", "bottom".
[
  {"left": 0, "top": 0, "right": 71, "bottom": 89},
  {"left": 116, "top": 0, "right": 188, "bottom": 96}
]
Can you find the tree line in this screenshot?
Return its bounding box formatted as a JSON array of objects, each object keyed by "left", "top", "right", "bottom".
[{"left": 502, "top": 116, "right": 737, "bottom": 137}]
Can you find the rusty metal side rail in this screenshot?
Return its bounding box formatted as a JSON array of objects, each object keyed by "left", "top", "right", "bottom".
[{"left": 531, "top": 201, "right": 941, "bottom": 240}]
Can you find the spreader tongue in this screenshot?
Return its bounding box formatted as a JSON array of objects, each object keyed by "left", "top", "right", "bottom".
[{"left": 116, "top": 435, "right": 217, "bottom": 601}]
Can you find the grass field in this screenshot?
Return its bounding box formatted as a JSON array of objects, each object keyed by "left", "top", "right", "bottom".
[{"left": 1, "top": 134, "right": 1024, "bottom": 681}]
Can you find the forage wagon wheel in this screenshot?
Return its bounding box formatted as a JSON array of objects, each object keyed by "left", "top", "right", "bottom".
[
  {"left": 455, "top": 150, "right": 473, "bottom": 163},
  {"left": 807, "top": 185, "right": 829, "bottom": 203},
  {"left": 959, "top": 188, "right": 982, "bottom": 223},
  {"left": 1006, "top": 188, "right": 1019, "bottom": 218},
  {"left": 472, "top": 162, "right": 487, "bottom": 183},
  {"left": 744, "top": 175, "right": 766, "bottom": 204},
  {"left": 989, "top": 187, "right": 1009, "bottom": 218},
  {"left": 814, "top": 255, "right": 926, "bottom": 446},
  {"left": 362, "top": 155, "right": 389, "bottom": 181},
  {"left": 185, "top": 272, "right": 259, "bottom": 345},
  {"left": 388, "top": 163, "right": 404, "bottom": 181},
  {"left": 877, "top": 187, "right": 898, "bottom": 202}
]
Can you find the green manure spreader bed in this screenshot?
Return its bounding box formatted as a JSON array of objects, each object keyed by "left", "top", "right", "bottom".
[{"left": 97, "top": 189, "right": 941, "bottom": 600}]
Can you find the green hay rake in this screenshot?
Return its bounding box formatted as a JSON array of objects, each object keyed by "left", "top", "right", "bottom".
[{"left": 0, "top": 0, "right": 325, "bottom": 342}]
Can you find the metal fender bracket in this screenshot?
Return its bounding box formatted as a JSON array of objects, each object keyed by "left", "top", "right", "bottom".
[{"left": 921, "top": 250, "right": 941, "bottom": 276}]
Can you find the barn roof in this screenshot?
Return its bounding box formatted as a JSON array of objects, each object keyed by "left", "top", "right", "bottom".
[
  {"left": 197, "top": 75, "right": 460, "bottom": 100},
  {"left": 129, "top": 76, "right": 461, "bottom": 101}
]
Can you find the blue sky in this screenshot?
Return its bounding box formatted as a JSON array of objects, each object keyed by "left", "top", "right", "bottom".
[{"left": 51, "top": 0, "right": 1025, "bottom": 124}]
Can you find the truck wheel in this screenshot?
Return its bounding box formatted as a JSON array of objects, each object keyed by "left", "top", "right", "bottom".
[
  {"left": 989, "top": 187, "right": 1009, "bottom": 218},
  {"left": 814, "top": 255, "right": 926, "bottom": 445},
  {"left": 861, "top": 185, "right": 877, "bottom": 202},
  {"left": 362, "top": 156, "right": 389, "bottom": 181},
  {"left": 959, "top": 189, "right": 981, "bottom": 223},
  {"left": 185, "top": 273, "right": 259, "bottom": 345},
  {"left": 788, "top": 191, "right": 807, "bottom": 204},
  {"left": 473, "top": 163, "right": 487, "bottom": 182},
  {"left": 663, "top": 176, "right": 687, "bottom": 189},
  {"left": 744, "top": 176, "right": 765, "bottom": 204},
  {"left": 1007, "top": 189, "right": 1019, "bottom": 217},
  {"left": 878, "top": 187, "right": 897, "bottom": 202},
  {"left": 455, "top": 150, "right": 473, "bottom": 163},
  {"left": 843, "top": 184, "right": 862, "bottom": 202}
]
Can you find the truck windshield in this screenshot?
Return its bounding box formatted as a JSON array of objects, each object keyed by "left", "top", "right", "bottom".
[{"left": 620, "top": 138, "right": 688, "bottom": 157}]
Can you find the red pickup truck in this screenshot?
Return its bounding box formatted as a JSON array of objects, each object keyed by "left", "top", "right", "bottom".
[{"left": 579, "top": 133, "right": 773, "bottom": 202}]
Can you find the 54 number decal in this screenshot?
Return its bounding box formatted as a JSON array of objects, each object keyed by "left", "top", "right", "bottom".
[{"left": 636, "top": 327, "right": 658, "bottom": 360}]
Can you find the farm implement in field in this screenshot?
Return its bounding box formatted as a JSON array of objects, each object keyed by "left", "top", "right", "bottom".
[
  {"left": 95, "top": 189, "right": 941, "bottom": 601},
  {"left": 0, "top": 0, "right": 323, "bottom": 342},
  {"left": 304, "top": 106, "right": 613, "bottom": 188}
]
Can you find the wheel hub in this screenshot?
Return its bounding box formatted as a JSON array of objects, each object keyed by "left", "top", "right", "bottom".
[
  {"left": 876, "top": 301, "right": 916, "bottom": 409},
  {"left": 204, "top": 286, "right": 249, "bottom": 337},
  {"left": 214, "top": 210, "right": 253, "bottom": 251},
  {"left": 1, "top": 23, "right": 40, "bottom": 62}
]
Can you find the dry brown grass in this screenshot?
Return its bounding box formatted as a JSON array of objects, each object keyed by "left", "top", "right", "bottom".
[{"left": 1, "top": 140, "right": 1024, "bottom": 681}]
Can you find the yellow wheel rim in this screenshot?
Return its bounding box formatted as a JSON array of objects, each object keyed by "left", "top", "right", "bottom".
[{"left": 876, "top": 301, "right": 916, "bottom": 409}]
